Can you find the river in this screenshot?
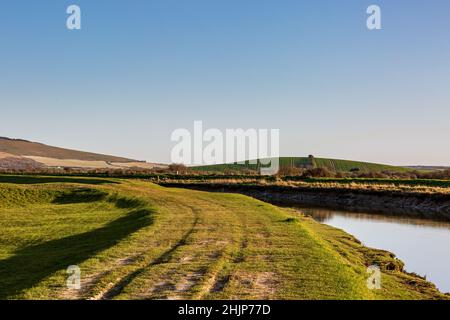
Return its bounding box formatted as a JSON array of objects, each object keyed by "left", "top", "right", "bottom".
[{"left": 294, "top": 207, "right": 450, "bottom": 293}]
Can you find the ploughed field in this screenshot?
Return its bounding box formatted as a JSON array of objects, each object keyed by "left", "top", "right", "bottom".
[{"left": 0, "top": 175, "right": 446, "bottom": 300}]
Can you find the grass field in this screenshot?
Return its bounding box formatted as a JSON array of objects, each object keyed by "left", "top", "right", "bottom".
[
  {"left": 191, "top": 157, "right": 409, "bottom": 173},
  {"left": 0, "top": 175, "right": 446, "bottom": 300},
  {"left": 21, "top": 156, "right": 163, "bottom": 170}
]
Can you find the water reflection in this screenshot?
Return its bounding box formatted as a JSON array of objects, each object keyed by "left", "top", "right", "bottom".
[
  {"left": 306, "top": 208, "right": 450, "bottom": 230},
  {"left": 294, "top": 206, "right": 450, "bottom": 294}
]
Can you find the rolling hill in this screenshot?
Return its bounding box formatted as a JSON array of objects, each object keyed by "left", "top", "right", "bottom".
[
  {"left": 0, "top": 137, "right": 413, "bottom": 173},
  {"left": 191, "top": 157, "right": 410, "bottom": 173},
  {"left": 0, "top": 137, "right": 163, "bottom": 170},
  {"left": 0, "top": 137, "right": 135, "bottom": 162}
]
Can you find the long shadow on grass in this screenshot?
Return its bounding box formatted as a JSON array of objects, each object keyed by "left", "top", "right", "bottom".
[
  {"left": 51, "top": 188, "right": 109, "bottom": 204},
  {"left": 0, "top": 175, "right": 117, "bottom": 185},
  {"left": 0, "top": 209, "right": 154, "bottom": 299},
  {"left": 51, "top": 189, "right": 147, "bottom": 207}
]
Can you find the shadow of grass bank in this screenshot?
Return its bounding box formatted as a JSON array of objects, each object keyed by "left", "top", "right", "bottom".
[
  {"left": 51, "top": 188, "right": 109, "bottom": 204},
  {"left": 0, "top": 208, "right": 154, "bottom": 299}
]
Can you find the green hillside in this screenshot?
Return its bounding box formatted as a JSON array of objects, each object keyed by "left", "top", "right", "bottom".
[{"left": 191, "top": 157, "right": 409, "bottom": 173}]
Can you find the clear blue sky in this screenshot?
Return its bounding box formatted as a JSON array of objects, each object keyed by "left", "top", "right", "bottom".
[{"left": 1, "top": 0, "right": 449, "bottom": 165}]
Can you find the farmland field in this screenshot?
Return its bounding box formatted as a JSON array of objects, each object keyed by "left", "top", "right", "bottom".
[
  {"left": 0, "top": 175, "right": 445, "bottom": 300},
  {"left": 191, "top": 157, "right": 409, "bottom": 173},
  {"left": 22, "top": 156, "right": 163, "bottom": 170}
]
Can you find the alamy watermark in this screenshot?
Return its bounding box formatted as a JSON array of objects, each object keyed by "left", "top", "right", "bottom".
[
  {"left": 367, "top": 5, "right": 382, "bottom": 30},
  {"left": 66, "top": 5, "right": 381, "bottom": 31},
  {"left": 66, "top": 5, "right": 81, "bottom": 30},
  {"left": 171, "top": 121, "right": 280, "bottom": 175},
  {"left": 66, "top": 265, "right": 81, "bottom": 290}
]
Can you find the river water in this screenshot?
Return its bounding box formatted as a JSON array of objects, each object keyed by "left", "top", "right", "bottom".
[{"left": 295, "top": 207, "right": 450, "bottom": 294}]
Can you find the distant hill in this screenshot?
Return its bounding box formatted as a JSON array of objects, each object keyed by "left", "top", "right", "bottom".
[
  {"left": 0, "top": 137, "right": 136, "bottom": 162},
  {"left": 191, "top": 157, "right": 410, "bottom": 173},
  {"left": 0, "top": 137, "right": 164, "bottom": 170}
]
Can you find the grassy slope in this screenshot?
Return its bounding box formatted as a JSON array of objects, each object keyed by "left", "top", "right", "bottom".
[
  {"left": 0, "top": 175, "right": 445, "bottom": 300},
  {"left": 191, "top": 157, "right": 409, "bottom": 173},
  {"left": 0, "top": 137, "right": 136, "bottom": 162}
]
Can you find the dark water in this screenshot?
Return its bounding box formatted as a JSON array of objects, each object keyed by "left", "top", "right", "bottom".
[{"left": 296, "top": 207, "right": 450, "bottom": 294}]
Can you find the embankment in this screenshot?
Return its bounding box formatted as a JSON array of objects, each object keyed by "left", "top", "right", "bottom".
[{"left": 159, "top": 182, "right": 450, "bottom": 221}]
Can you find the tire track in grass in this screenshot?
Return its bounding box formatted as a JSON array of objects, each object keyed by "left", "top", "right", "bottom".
[
  {"left": 61, "top": 253, "right": 143, "bottom": 300},
  {"left": 181, "top": 194, "right": 251, "bottom": 300},
  {"left": 82, "top": 187, "right": 208, "bottom": 300},
  {"left": 142, "top": 200, "right": 235, "bottom": 300},
  {"left": 86, "top": 187, "right": 273, "bottom": 300},
  {"left": 98, "top": 215, "right": 200, "bottom": 300},
  {"left": 138, "top": 194, "right": 248, "bottom": 300},
  {"left": 198, "top": 199, "right": 250, "bottom": 299},
  {"left": 204, "top": 200, "right": 280, "bottom": 300}
]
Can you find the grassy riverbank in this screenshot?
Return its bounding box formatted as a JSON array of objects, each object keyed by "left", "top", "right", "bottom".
[{"left": 0, "top": 175, "right": 446, "bottom": 299}]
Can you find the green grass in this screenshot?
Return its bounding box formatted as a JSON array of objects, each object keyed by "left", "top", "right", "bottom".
[
  {"left": 0, "top": 175, "right": 445, "bottom": 300},
  {"left": 312, "top": 158, "right": 408, "bottom": 172},
  {"left": 191, "top": 157, "right": 409, "bottom": 173}
]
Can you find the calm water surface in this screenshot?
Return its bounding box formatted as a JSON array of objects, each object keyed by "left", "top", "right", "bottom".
[{"left": 296, "top": 207, "right": 450, "bottom": 293}]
